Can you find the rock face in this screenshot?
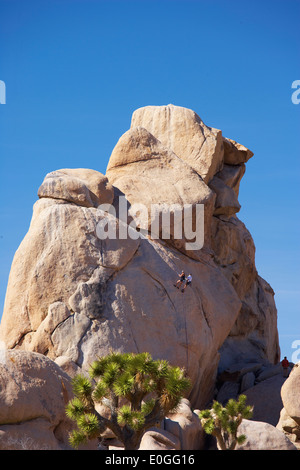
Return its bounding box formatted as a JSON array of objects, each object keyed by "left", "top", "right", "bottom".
[
  {"left": 0, "top": 350, "right": 74, "bottom": 450},
  {"left": 236, "top": 419, "right": 297, "bottom": 450},
  {"left": 214, "top": 362, "right": 288, "bottom": 427},
  {"left": 164, "top": 398, "right": 204, "bottom": 450},
  {"left": 0, "top": 105, "right": 280, "bottom": 416},
  {"left": 38, "top": 168, "right": 114, "bottom": 208},
  {"left": 130, "top": 104, "right": 224, "bottom": 184},
  {"left": 106, "top": 125, "right": 215, "bottom": 257},
  {"left": 277, "top": 363, "right": 300, "bottom": 449}
]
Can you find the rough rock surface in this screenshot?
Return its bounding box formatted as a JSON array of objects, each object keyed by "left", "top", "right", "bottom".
[
  {"left": 243, "top": 374, "right": 285, "bottom": 426},
  {"left": 130, "top": 104, "right": 224, "bottom": 184},
  {"left": 236, "top": 419, "right": 297, "bottom": 450},
  {"left": 277, "top": 363, "right": 300, "bottom": 449},
  {"left": 38, "top": 168, "right": 114, "bottom": 208},
  {"left": 0, "top": 350, "right": 74, "bottom": 450},
  {"left": 280, "top": 363, "right": 300, "bottom": 424},
  {"left": 106, "top": 125, "right": 215, "bottom": 256},
  {"left": 214, "top": 361, "right": 289, "bottom": 427},
  {"left": 0, "top": 105, "right": 280, "bottom": 451},
  {"left": 164, "top": 398, "right": 204, "bottom": 450},
  {"left": 139, "top": 428, "right": 181, "bottom": 450},
  {"left": 222, "top": 137, "right": 254, "bottom": 165}
]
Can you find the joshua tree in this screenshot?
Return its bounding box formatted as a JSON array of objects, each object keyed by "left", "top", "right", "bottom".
[
  {"left": 198, "top": 394, "right": 253, "bottom": 450},
  {"left": 66, "top": 351, "right": 191, "bottom": 450}
]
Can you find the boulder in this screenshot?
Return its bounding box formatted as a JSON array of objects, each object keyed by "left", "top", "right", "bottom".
[
  {"left": 256, "top": 362, "right": 284, "bottom": 382},
  {"left": 0, "top": 350, "right": 74, "bottom": 450},
  {"left": 216, "top": 381, "right": 240, "bottom": 405},
  {"left": 38, "top": 168, "right": 114, "bottom": 208},
  {"left": 0, "top": 418, "right": 66, "bottom": 450},
  {"left": 106, "top": 125, "right": 216, "bottom": 255},
  {"left": 277, "top": 408, "right": 300, "bottom": 450},
  {"left": 280, "top": 363, "right": 300, "bottom": 425},
  {"left": 243, "top": 374, "right": 286, "bottom": 426},
  {"left": 164, "top": 398, "right": 204, "bottom": 450},
  {"left": 277, "top": 363, "right": 300, "bottom": 448},
  {"left": 219, "top": 362, "right": 262, "bottom": 378},
  {"left": 139, "top": 428, "right": 181, "bottom": 450},
  {"left": 236, "top": 419, "right": 297, "bottom": 450},
  {"left": 222, "top": 137, "right": 253, "bottom": 165},
  {"left": 240, "top": 372, "right": 256, "bottom": 392},
  {"left": 130, "top": 104, "right": 224, "bottom": 183}
]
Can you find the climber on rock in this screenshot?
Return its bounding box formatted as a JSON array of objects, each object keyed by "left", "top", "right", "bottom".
[
  {"left": 174, "top": 270, "right": 186, "bottom": 289},
  {"left": 182, "top": 274, "right": 192, "bottom": 293},
  {"left": 281, "top": 356, "right": 290, "bottom": 378}
]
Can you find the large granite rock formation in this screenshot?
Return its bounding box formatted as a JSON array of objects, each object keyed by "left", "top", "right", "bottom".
[{"left": 0, "top": 105, "right": 280, "bottom": 411}]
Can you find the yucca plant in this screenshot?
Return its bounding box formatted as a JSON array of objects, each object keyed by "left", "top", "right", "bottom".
[
  {"left": 66, "top": 351, "right": 191, "bottom": 450},
  {"left": 198, "top": 394, "right": 253, "bottom": 450}
]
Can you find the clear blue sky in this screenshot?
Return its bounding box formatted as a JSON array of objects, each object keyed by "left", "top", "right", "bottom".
[{"left": 0, "top": 0, "right": 299, "bottom": 360}]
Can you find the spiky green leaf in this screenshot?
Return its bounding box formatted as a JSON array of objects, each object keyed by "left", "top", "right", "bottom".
[
  {"left": 77, "top": 413, "right": 100, "bottom": 438},
  {"left": 129, "top": 411, "right": 145, "bottom": 431},
  {"left": 237, "top": 434, "right": 247, "bottom": 445},
  {"left": 72, "top": 374, "right": 92, "bottom": 399},
  {"left": 202, "top": 418, "right": 215, "bottom": 435},
  {"left": 198, "top": 409, "right": 211, "bottom": 420},
  {"left": 117, "top": 405, "right": 132, "bottom": 426},
  {"left": 113, "top": 372, "right": 135, "bottom": 397},
  {"left": 68, "top": 429, "right": 87, "bottom": 449},
  {"left": 66, "top": 397, "right": 86, "bottom": 420},
  {"left": 92, "top": 380, "right": 108, "bottom": 402},
  {"left": 226, "top": 398, "right": 238, "bottom": 417},
  {"left": 141, "top": 398, "right": 156, "bottom": 416}
]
